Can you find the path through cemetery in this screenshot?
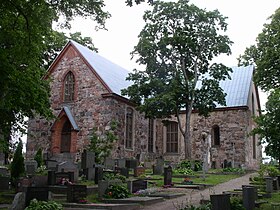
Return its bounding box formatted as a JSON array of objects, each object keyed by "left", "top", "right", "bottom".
[{"left": 143, "top": 172, "right": 257, "bottom": 210}]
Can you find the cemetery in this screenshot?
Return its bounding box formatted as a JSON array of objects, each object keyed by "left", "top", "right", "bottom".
[{"left": 0, "top": 144, "right": 279, "bottom": 210}]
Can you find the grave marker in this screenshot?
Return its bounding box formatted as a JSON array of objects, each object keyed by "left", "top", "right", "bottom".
[
  {"left": 210, "top": 194, "right": 231, "bottom": 210},
  {"left": 67, "top": 185, "right": 87, "bottom": 203},
  {"left": 81, "top": 150, "right": 95, "bottom": 169},
  {"left": 127, "top": 179, "right": 148, "bottom": 193},
  {"left": 164, "top": 166, "right": 172, "bottom": 186},
  {"left": 25, "top": 187, "right": 49, "bottom": 207}
]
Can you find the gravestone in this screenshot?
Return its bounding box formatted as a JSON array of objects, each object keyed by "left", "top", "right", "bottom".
[
  {"left": 67, "top": 185, "right": 87, "bottom": 203},
  {"left": 115, "top": 167, "right": 129, "bottom": 178},
  {"left": 242, "top": 186, "right": 256, "bottom": 210},
  {"left": 134, "top": 167, "right": 145, "bottom": 177},
  {"left": 164, "top": 166, "right": 172, "bottom": 186},
  {"left": 81, "top": 150, "right": 95, "bottom": 169},
  {"left": 0, "top": 177, "right": 10, "bottom": 191},
  {"left": 94, "top": 167, "right": 103, "bottom": 184},
  {"left": 83, "top": 168, "right": 95, "bottom": 181},
  {"left": 272, "top": 177, "right": 279, "bottom": 191},
  {"left": 25, "top": 160, "right": 38, "bottom": 175},
  {"left": 153, "top": 158, "right": 164, "bottom": 175},
  {"left": 105, "top": 158, "right": 115, "bottom": 170},
  {"left": 210, "top": 194, "right": 231, "bottom": 210},
  {"left": 55, "top": 172, "right": 74, "bottom": 184},
  {"left": 10, "top": 192, "right": 25, "bottom": 210},
  {"left": 98, "top": 180, "right": 122, "bottom": 198},
  {"left": 57, "top": 161, "right": 78, "bottom": 182},
  {"left": 116, "top": 159, "right": 126, "bottom": 168},
  {"left": 45, "top": 160, "right": 57, "bottom": 171},
  {"left": 265, "top": 177, "right": 273, "bottom": 193},
  {"left": 48, "top": 170, "right": 56, "bottom": 185},
  {"left": 125, "top": 159, "right": 138, "bottom": 169},
  {"left": 25, "top": 187, "right": 49, "bottom": 207},
  {"left": 0, "top": 166, "right": 9, "bottom": 177},
  {"left": 127, "top": 179, "right": 148, "bottom": 193}
]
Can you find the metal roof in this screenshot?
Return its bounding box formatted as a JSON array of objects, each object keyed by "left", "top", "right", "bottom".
[
  {"left": 70, "top": 40, "right": 133, "bottom": 95},
  {"left": 63, "top": 106, "right": 80, "bottom": 131},
  {"left": 70, "top": 40, "right": 253, "bottom": 108}
]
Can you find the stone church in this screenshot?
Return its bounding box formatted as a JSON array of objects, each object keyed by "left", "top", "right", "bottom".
[{"left": 26, "top": 40, "right": 262, "bottom": 170}]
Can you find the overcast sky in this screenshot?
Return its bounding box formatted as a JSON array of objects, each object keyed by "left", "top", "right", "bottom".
[{"left": 70, "top": 0, "right": 280, "bottom": 72}]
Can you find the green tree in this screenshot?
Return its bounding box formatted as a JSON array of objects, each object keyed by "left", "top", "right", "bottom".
[
  {"left": 239, "top": 8, "right": 280, "bottom": 165},
  {"left": 252, "top": 89, "right": 280, "bottom": 166},
  {"left": 10, "top": 140, "right": 25, "bottom": 180},
  {"left": 122, "top": 0, "right": 232, "bottom": 159},
  {"left": 88, "top": 120, "right": 118, "bottom": 164},
  {"left": 238, "top": 8, "right": 280, "bottom": 91},
  {"left": 0, "top": 0, "right": 110, "bottom": 151}
]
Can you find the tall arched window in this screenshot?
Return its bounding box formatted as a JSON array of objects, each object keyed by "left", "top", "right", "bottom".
[
  {"left": 64, "top": 71, "right": 75, "bottom": 102},
  {"left": 212, "top": 125, "right": 220, "bottom": 146},
  {"left": 166, "top": 121, "right": 178, "bottom": 153},
  {"left": 125, "top": 107, "right": 134, "bottom": 149},
  {"left": 61, "top": 120, "right": 71, "bottom": 153}
]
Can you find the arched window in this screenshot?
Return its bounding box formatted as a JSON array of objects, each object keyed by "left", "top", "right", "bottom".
[
  {"left": 64, "top": 72, "right": 75, "bottom": 102},
  {"left": 212, "top": 125, "right": 220, "bottom": 146},
  {"left": 166, "top": 121, "right": 178, "bottom": 153},
  {"left": 125, "top": 107, "right": 134, "bottom": 149},
  {"left": 61, "top": 120, "right": 71, "bottom": 153}
]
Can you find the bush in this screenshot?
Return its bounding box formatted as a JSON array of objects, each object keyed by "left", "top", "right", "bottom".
[
  {"left": 222, "top": 168, "right": 245, "bottom": 174},
  {"left": 34, "top": 148, "right": 43, "bottom": 168},
  {"left": 230, "top": 197, "right": 245, "bottom": 210},
  {"left": 174, "top": 168, "right": 194, "bottom": 175},
  {"left": 103, "top": 172, "right": 126, "bottom": 183},
  {"left": 104, "top": 184, "right": 130, "bottom": 199},
  {"left": 25, "top": 199, "right": 63, "bottom": 210}
]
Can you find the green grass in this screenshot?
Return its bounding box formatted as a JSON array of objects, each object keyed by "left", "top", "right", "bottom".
[{"left": 256, "top": 192, "right": 280, "bottom": 210}]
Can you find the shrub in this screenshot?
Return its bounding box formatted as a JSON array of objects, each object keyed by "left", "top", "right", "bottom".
[
  {"left": 230, "top": 197, "right": 245, "bottom": 210},
  {"left": 34, "top": 148, "right": 43, "bottom": 168},
  {"left": 103, "top": 172, "right": 126, "bottom": 183},
  {"left": 10, "top": 140, "right": 25, "bottom": 181},
  {"left": 222, "top": 168, "right": 245, "bottom": 174},
  {"left": 104, "top": 184, "right": 130, "bottom": 199},
  {"left": 174, "top": 168, "right": 194, "bottom": 175},
  {"left": 25, "top": 199, "right": 63, "bottom": 210}
]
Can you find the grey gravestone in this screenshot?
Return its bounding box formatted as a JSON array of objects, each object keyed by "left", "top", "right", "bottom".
[
  {"left": 127, "top": 179, "right": 148, "bottom": 193},
  {"left": 210, "top": 194, "right": 231, "bottom": 210},
  {"left": 57, "top": 161, "right": 78, "bottom": 182},
  {"left": 125, "top": 159, "right": 138, "bottom": 169},
  {"left": 265, "top": 177, "right": 273, "bottom": 193},
  {"left": 25, "top": 160, "right": 38, "bottom": 175},
  {"left": 67, "top": 185, "right": 87, "bottom": 203},
  {"left": 46, "top": 160, "right": 57, "bottom": 171},
  {"left": 83, "top": 168, "right": 95, "bottom": 181},
  {"left": 10, "top": 192, "right": 26, "bottom": 210},
  {"left": 116, "top": 159, "right": 126, "bottom": 168},
  {"left": 153, "top": 158, "right": 164, "bottom": 175},
  {"left": 105, "top": 158, "right": 115, "bottom": 170},
  {"left": 164, "top": 166, "right": 172, "bottom": 185},
  {"left": 48, "top": 171, "right": 56, "bottom": 185},
  {"left": 25, "top": 187, "right": 49, "bottom": 207},
  {"left": 0, "top": 166, "right": 9, "bottom": 177},
  {"left": 94, "top": 167, "right": 103, "bottom": 184},
  {"left": 242, "top": 186, "right": 256, "bottom": 210},
  {"left": 81, "top": 150, "right": 95, "bottom": 169}
]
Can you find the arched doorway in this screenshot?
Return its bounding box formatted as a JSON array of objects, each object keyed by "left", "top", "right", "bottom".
[{"left": 60, "top": 120, "right": 71, "bottom": 153}]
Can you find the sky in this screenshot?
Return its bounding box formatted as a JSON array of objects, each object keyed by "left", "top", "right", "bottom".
[
  {"left": 69, "top": 0, "right": 280, "bottom": 110},
  {"left": 70, "top": 0, "right": 280, "bottom": 72}
]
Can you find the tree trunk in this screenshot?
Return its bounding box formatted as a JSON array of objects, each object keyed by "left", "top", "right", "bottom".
[{"left": 184, "top": 104, "right": 192, "bottom": 159}]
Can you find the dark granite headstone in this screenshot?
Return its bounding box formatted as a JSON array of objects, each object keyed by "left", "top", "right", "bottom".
[
  {"left": 0, "top": 177, "right": 10, "bottom": 191},
  {"left": 67, "top": 185, "right": 87, "bottom": 203},
  {"left": 94, "top": 167, "right": 103, "bottom": 184},
  {"left": 48, "top": 170, "right": 56, "bottom": 185},
  {"left": 115, "top": 167, "right": 129, "bottom": 178},
  {"left": 25, "top": 187, "right": 48, "bottom": 207},
  {"left": 210, "top": 194, "right": 231, "bottom": 210},
  {"left": 127, "top": 179, "right": 148, "bottom": 193},
  {"left": 242, "top": 186, "right": 256, "bottom": 210},
  {"left": 164, "top": 166, "right": 172, "bottom": 185},
  {"left": 125, "top": 159, "right": 138, "bottom": 169},
  {"left": 81, "top": 150, "right": 95, "bottom": 169}
]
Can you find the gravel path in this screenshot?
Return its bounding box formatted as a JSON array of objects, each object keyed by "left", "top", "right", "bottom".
[{"left": 142, "top": 172, "right": 257, "bottom": 210}]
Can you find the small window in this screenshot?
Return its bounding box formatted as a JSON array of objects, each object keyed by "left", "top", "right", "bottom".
[
  {"left": 64, "top": 71, "right": 75, "bottom": 102},
  {"left": 166, "top": 121, "right": 178, "bottom": 153},
  {"left": 148, "top": 119, "right": 154, "bottom": 153},
  {"left": 125, "top": 107, "right": 134, "bottom": 149},
  {"left": 212, "top": 125, "right": 220, "bottom": 146}
]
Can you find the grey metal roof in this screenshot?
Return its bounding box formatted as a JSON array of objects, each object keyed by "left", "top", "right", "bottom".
[
  {"left": 63, "top": 106, "right": 80, "bottom": 131},
  {"left": 70, "top": 40, "right": 253, "bottom": 108},
  {"left": 70, "top": 40, "right": 133, "bottom": 95},
  {"left": 219, "top": 65, "right": 254, "bottom": 108}
]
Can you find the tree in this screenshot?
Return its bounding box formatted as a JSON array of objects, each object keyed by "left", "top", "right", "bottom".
[
  {"left": 238, "top": 8, "right": 280, "bottom": 91},
  {"left": 122, "top": 0, "right": 232, "bottom": 159},
  {"left": 10, "top": 140, "right": 25, "bottom": 181},
  {"left": 239, "top": 7, "right": 280, "bottom": 165},
  {"left": 126, "top": 0, "right": 154, "bottom": 6},
  {"left": 88, "top": 120, "right": 118, "bottom": 164},
  {"left": 251, "top": 89, "right": 280, "bottom": 166},
  {"left": 0, "top": 0, "right": 109, "bottom": 150}
]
